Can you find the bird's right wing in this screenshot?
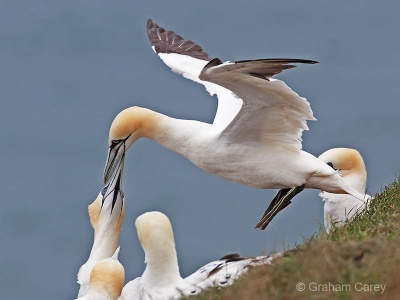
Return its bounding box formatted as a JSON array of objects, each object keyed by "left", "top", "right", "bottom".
[
  {"left": 147, "top": 19, "right": 242, "bottom": 130},
  {"left": 199, "top": 58, "right": 317, "bottom": 151},
  {"left": 180, "top": 253, "right": 277, "bottom": 294}
]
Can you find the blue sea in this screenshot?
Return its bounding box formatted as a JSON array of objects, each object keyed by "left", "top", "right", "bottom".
[{"left": 0, "top": 1, "right": 399, "bottom": 299}]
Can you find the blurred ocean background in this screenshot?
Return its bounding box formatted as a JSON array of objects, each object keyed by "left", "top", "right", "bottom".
[{"left": 0, "top": 1, "right": 399, "bottom": 299}]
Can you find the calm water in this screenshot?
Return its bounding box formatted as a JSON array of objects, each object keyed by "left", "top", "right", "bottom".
[{"left": 1, "top": 1, "right": 399, "bottom": 299}]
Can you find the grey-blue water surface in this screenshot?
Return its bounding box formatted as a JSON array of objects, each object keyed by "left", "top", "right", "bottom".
[{"left": 1, "top": 1, "right": 399, "bottom": 299}]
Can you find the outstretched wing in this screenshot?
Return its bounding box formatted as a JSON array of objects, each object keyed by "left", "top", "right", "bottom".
[
  {"left": 199, "top": 58, "right": 317, "bottom": 151},
  {"left": 147, "top": 19, "right": 242, "bottom": 130}
]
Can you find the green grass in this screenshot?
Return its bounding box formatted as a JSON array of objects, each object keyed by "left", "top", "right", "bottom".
[{"left": 191, "top": 176, "right": 400, "bottom": 300}]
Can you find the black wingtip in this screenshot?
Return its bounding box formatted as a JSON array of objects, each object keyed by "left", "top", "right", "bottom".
[
  {"left": 219, "top": 253, "right": 241, "bottom": 261},
  {"left": 275, "top": 58, "right": 318, "bottom": 65},
  {"left": 235, "top": 58, "right": 318, "bottom": 65},
  {"left": 146, "top": 19, "right": 210, "bottom": 60},
  {"left": 146, "top": 18, "right": 156, "bottom": 39}
]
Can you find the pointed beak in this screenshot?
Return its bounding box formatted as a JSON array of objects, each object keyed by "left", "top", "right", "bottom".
[
  {"left": 103, "top": 139, "right": 127, "bottom": 185},
  {"left": 101, "top": 154, "right": 125, "bottom": 213}
]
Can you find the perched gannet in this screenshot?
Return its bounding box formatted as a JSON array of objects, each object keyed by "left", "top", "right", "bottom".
[
  {"left": 119, "top": 211, "right": 275, "bottom": 299},
  {"left": 318, "top": 148, "right": 373, "bottom": 233},
  {"left": 77, "top": 159, "right": 125, "bottom": 297},
  {"left": 103, "top": 19, "right": 366, "bottom": 230},
  {"left": 76, "top": 247, "right": 125, "bottom": 300}
]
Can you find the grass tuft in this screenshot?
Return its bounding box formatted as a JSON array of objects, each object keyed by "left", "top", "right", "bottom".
[{"left": 191, "top": 176, "right": 400, "bottom": 299}]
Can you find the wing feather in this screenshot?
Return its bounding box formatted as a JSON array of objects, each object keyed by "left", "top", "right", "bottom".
[
  {"left": 199, "top": 59, "right": 317, "bottom": 151},
  {"left": 147, "top": 19, "right": 242, "bottom": 130},
  {"left": 182, "top": 253, "right": 276, "bottom": 292},
  {"left": 147, "top": 19, "right": 210, "bottom": 60}
]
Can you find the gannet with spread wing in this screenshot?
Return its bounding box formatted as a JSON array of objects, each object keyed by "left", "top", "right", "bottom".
[{"left": 103, "top": 19, "right": 366, "bottom": 230}]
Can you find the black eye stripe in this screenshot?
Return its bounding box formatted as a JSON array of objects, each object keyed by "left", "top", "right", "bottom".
[
  {"left": 327, "top": 162, "right": 339, "bottom": 171},
  {"left": 110, "top": 134, "right": 132, "bottom": 149},
  {"left": 110, "top": 139, "right": 123, "bottom": 149}
]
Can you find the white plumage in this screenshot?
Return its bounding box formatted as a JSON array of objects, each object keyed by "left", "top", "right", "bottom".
[
  {"left": 118, "top": 211, "right": 277, "bottom": 300},
  {"left": 76, "top": 248, "right": 125, "bottom": 300},
  {"left": 103, "top": 20, "right": 366, "bottom": 229},
  {"left": 77, "top": 159, "right": 125, "bottom": 298}
]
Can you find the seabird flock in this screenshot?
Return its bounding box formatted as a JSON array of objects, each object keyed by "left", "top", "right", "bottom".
[{"left": 75, "top": 19, "right": 371, "bottom": 299}]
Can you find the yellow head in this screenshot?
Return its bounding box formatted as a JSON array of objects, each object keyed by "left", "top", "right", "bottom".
[
  {"left": 104, "top": 106, "right": 160, "bottom": 184},
  {"left": 109, "top": 106, "right": 160, "bottom": 145},
  {"left": 88, "top": 248, "right": 125, "bottom": 300},
  {"left": 318, "top": 148, "right": 367, "bottom": 192},
  {"left": 135, "top": 211, "right": 176, "bottom": 262}
]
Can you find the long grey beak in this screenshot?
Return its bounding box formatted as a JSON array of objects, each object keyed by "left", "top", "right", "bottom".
[
  {"left": 103, "top": 139, "right": 127, "bottom": 185},
  {"left": 101, "top": 154, "right": 125, "bottom": 214}
]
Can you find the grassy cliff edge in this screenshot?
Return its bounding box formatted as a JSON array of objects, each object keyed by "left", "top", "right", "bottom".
[{"left": 192, "top": 176, "right": 400, "bottom": 300}]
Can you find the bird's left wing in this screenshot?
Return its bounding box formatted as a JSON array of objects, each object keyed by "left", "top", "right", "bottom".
[
  {"left": 147, "top": 19, "right": 242, "bottom": 130},
  {"left": 199, "top": 58, "right": 317, "bottom": 151}
]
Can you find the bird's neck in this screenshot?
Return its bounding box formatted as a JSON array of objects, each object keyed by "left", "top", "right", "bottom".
[
  {"left": 90, "top": 201, "right": 124, "bottom": 260},
  {"left": 141, "top": 243, "right": 182, "bottom": 288},
  {"left": 91, "top": 227, "right": 120, "bottom": 258},
  {"left": 77, "top": 228, "right": 121, "bottom": 297},
  {"left": 140, "top": 108, "right": 215, "bottom": 159},
  {"left": 86, "top": 288, "right": 115, "bottom": 300},
  {"left": 79, "top": 210, "right": 124, "bottom": 289}
]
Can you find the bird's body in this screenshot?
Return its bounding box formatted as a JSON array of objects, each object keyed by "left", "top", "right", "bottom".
[
  {"left": 322, "top": 193, "right": 371, "bottom": 232},
  {"left": 112, "top": 106, "right": 348, "bottom": 191},
  {"left": 77, "top": 160, "right": 125, "bottom": 297},
  {"left": 103, "top": 19, "right": 365, "bottom": 230},
  {"left": 119, "top": 211, "right": 276, "bottom": 300},
  {"left": 318, "top": 148, "right": 373, "bottom": 233}
]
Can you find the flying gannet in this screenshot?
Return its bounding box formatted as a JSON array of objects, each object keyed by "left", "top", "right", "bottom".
[
  {"left": 118, "top": 211, "right": 277, "bottom": 299},
  {"left": 318, "top": 148, "right": 373, "bottom": 233},
  {"left": 103, "top": 19, "right": 366, "bottom": 230}
]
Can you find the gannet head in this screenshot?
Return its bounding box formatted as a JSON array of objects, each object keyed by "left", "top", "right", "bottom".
[
  {"left": 135, "top": 211, "right": 176, "bottom": 264},
  {"left": 103, "top": 106, "right": 159, "bottom": 184},
  {"left": 318, "top": 148, "right": 367, "bottom": 192},
  {"left": 87, "top": 247, "right": 125, "bottom": 300}
]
